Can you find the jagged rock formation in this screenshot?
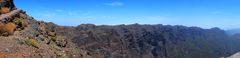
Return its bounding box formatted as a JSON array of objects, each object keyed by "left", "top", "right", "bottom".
[
  {"left": 0, "top": 0, "right": 80, "bottom": 58},
  {"left": 0, "top": 0, "right": 240, "bottom": 58},
  {"left": 0, "top": 0, "right": 16, "bottom": 14},
  {"left": 0, "top": 10, "right": 23, "bottom": 19}
]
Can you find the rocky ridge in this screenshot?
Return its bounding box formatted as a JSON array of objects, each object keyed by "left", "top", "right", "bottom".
[
  {"left": 0, "top": 0, "right": 240, "bottom": 58},
  {"left": 0, "top": 0, "right": 82, "bottom": 58}
]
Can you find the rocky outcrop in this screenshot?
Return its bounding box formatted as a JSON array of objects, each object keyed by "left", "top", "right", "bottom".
[
  {"left": 0, "top": 10, "right": 23, "bottom": 20},
  {"left": 0, "top": 9, "right": 25, "bottom": 36},
  {"left": 0, "top": 0, "right": 24, "bottom": 36},
  {"left": 0, "top": 0, "right": 16, "bottom": 14}
]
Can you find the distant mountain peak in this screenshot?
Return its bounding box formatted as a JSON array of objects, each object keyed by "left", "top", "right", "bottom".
[{"left": 226, "top": 28, "right": 240, "bottom": 35}]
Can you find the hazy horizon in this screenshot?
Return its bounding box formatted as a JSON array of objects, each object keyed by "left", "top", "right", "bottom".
[{"left": 14, "top": 0, "right": 240, "bottom": 30}]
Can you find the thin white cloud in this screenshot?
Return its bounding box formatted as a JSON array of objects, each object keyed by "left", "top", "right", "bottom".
[
  {"left": 41, "top": 13, "right": 56, "bottom": 18},
  {"left": 67, "top": 11, "right": 76, "bottom": 16},
  {"left": 125, "top": 16, "right": 168, "bottom": 24},
  {"left": 104, "top": 2, "right": 124, "bottom": 6},
  {"left": 55, "top": 9, "right": 64, "bottom": 12},
  {"left": 210, "top": 11, "right": 221, "bottom": 14}
]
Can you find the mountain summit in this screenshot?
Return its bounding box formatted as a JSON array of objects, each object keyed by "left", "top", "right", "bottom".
[{"left": 0, "top": 0, "right": 240, "bottom": 58}]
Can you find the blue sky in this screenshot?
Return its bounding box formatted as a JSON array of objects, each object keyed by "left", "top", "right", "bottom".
[{"left": 14, "top": 0, "right": 240, "bottom": 30}]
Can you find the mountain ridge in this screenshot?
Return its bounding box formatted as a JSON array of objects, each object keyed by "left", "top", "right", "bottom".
[
  {"left": 226, "top": 28, "right": 240, "bottom": 35},
  {"left": 0, "top": 0, "right": 240, "bottom": 58}
]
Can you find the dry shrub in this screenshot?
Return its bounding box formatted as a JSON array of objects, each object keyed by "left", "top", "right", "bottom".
[
  {"left": 14, "top": 18, "right": 28, "bottom": 29},
  {"left": 0, "top": 23, "right": 5, "bottom": 34},
  {"left": 0, "top": 51, "right": 4, "bottom": 58},
  {"left": 25, "top": 38, "right": 39, "bottom": 48},
  {"left": 57, "top": 52, "right": 68, "bottom": 58},
  {"left": 0, "top": 0, "right": 3, "bottom": 3},
  {"left": 0, "top": 7, "right": 10, "bottom": 14},
  {"left": 22, "top": 19, "right": 28, "bottom": 27},
  {"left": 17, "top": 53, "right": 25, "bottom": 58},
  {"left": 4, "top": 22, "right": 16, "bottom": 35},
  {"left": 39, "top": 23, "right": 46, "bottom": 31},
  {"left": 92, "top": 53, "right": 101, "bottom": 58},
  {"left": 0, "top": 22, "right": 16, "bottom": 36},
  {"left": 18, "top": 14, "right": 28, "bottom": 27}
]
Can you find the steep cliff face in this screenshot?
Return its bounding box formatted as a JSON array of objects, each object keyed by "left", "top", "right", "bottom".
[{"left": 0, "top": 0, "right": 240, "bottom": 58}]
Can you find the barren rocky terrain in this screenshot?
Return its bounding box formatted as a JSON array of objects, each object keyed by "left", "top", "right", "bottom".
[{"left": 0, "top": 0, "right": 240, "bottom": 58}]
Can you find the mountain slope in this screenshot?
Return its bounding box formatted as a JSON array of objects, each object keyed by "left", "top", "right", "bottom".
[
  {"left": 0, "top": 0, "right": 240, "bottom": 58},
  {"left": 64, "top": 24, "right": 240, "bottom": 58}
]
